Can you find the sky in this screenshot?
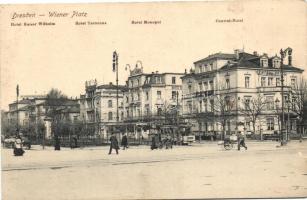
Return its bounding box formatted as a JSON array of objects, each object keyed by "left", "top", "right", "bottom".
[{"left": 1, "top": 0, "right": 306, "bottom": 110}]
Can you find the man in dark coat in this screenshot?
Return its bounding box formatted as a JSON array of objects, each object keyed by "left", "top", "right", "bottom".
[
  {"left": 121, "top": 134, "right": 128, "bottom": 150},
  {"left": 54, "top": 135, "right": 61, "bottom": 151},
  {"left": 109, "top": 133, "right": 119, "bottom": 154}
]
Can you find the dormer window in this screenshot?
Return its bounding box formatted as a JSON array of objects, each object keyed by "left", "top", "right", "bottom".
[
  {"left": 260, "top": 57, "right": 268, "bottom": 67},
  {"left": 272, "top": 57, "right": 281, "bottom": 68}
]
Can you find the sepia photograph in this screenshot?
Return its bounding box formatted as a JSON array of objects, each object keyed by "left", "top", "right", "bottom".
[{"left": 1, "top": 0, "right": 307, "bottom": 199}]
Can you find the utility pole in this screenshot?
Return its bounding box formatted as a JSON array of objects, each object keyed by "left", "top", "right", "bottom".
[
  {"left": 113, "top": 51, "right": 119, "bottom": 138},
  {"left": 280, "top": 47, "right": 292, "bottom": 146},
  {"left": 16, "top": 84, "right": 19, "bottom": 135}
]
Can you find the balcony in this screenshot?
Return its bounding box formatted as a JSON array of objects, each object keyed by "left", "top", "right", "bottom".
[
  {"left": 183, "top": 90, "right": 214, "bottom": 99},
  {"left": 257, "top": 86, "right": 291, "bottom": 93}
]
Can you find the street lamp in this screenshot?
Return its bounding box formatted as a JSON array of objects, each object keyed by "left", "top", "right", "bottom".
[
  {"left": 279, "top": 47, "right": 292, "bottom": 146},
  {"left": 112, "top": 51, "right": 119, "bottom": 123}
]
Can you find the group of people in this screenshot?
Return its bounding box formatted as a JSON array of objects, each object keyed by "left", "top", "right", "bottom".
[
  {"left": 108, "top": 133, "right": 128, "bottom": 155},
  {"left": 151, "top": 134, "right": 173, "bottom": 150}
]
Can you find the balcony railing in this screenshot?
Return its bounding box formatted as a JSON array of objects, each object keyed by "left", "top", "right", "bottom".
[
  {"left": 257, "top": 86, "right": 291, "bottom": 93},
  {"left": 183, "top": 90, "right": 214, "bottom": 99}
]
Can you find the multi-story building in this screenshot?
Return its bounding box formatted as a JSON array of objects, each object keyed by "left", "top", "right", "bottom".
[
  {"left": 123, "top": 65, "right": 184, "bottom": 139},
  {"left": 182, "top": 49, "right": 304, "bottom": 139},
  {"left": 6, "top": 95, "right": 46, "bottom": 129},
  {"left": 79, "top": 80, "right": 127, "bottom": 139},
  {"left": 4, "top": 95, "right": 80, "bottom": 139}
]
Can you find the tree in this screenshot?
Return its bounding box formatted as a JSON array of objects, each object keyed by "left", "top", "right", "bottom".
[
  {"left": 238, "top": 94, "right": 267, "bottom": 140},
  {"left": 44, "top": 88, "right": 68, "bottom": 139},
  {"left": 212, "top": 94, "right": 236, "bottom": 140},
  {"left": 290, "top": 78, "right": 307, "bottom": 137}
]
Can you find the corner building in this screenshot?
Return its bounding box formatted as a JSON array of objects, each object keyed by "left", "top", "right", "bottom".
[{"left": 181, "top": 49, "right": 304, "bottom": 139}]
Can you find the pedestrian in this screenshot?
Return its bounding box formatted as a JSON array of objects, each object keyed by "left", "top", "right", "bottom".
[
  {"left": 13, "top": 135, "right": 25, "bottom": 156},
  {"left": 151, "top": 135, "right": 158, "bottom": 150},
  {"left": 54, "top": 135, "right": 61, "bottom": 151},
  {"left": 71, "top": 135, "right": 78, "bottom": 149},
  {"left": 109, "top": 133, "right": 119, "bottom": 155},
  {"left": 237, "top": 131, "right": 247, "bottom": 151},
  {"left": 121, "top": 133, "right": 128, "bottom": 150}
]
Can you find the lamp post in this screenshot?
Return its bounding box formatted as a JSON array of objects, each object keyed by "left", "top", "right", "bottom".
[
  {"left": 280, "top": 47, "right": 292, "bottom": 146},
  {"left": 16, "top": 84, "right": 19, "bottom": 135},
  {"left": 112, "top": 51, "right": 119, "bottom": 123}
]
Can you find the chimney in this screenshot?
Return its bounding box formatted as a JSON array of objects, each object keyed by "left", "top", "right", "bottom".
[
  {"left": 234, "top": 49, "right": 240, "bottom": 60},
  {"left": 109, "top": 82, "right": 112, "bottom": 85},
  {"left": 185, "top": 69, "right": 187, "bottom": 74},
  {"left": 253, "top": 51, "right": 258, "bottom": 56},
  {"left": 288, "top": 48, "right": 293, "bottom": 66}
]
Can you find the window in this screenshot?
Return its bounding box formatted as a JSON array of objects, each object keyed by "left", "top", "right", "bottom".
[
  {"left": 225, "top": 96, "right": 231, "bottom": 111},
  {"left": 266, "top": 118, "right": 274, "bottom": 130},
  {"left": 172, "top": 91, "right": 177, "bottom": 99},
  {"left": 199, "top": 101, "right": 202, "bottom": 112},
  {"left": 210, "top": 99, "right": 214, "bottom": 112},
  {"left": 245, "top": 77, "right": 250, "bottom": 88},
  {"left": 108, "top": 112, "right": 113, "bottom": 120},
  {"left": 131, "top": 80, "right": 133, "bottom": 87},
  {"left": 260, "top": 58, "right": 268, "bottom": 67},
  {"left": 210, "top": 63, "right": 213, "bottom": 71},
  {"left": 292, "top": 97, "right": 296, "bottom": 111},
  {"left": 137, "top": 92, "right": 140, "bottom": 101},
  {"left": 204, "top": 99, "right": 208, "bottom": 112},
  {"left": 266, "top": 96, "right": 274, "bottom": 110},
  {"left": 209, "top": 81, "right": 214, "bottom": 90},
  {"left": 204, "top": 82, "right": 208, "bottom": 91},
  {"left": 225, "top": 79, "right": 230, "bottom": 89},
  {"left": 199, "top": 82, "right": 203, "bottom": 91},
  {"left": 157, "top": 91, "right": 161, "bottom": 99},
  {"left": 146, "top": 107, "right": 150, "bottom": 116},
  {"left": 188, "top": 85, "right": 192, "bottom": 93},
  {"left": 273, "top": 59, "right": 280, "bottom": 68},
  {"left": 157, "top": 107, "right": 162, "bottom": 115},
  {"left": 244, "top": 97, "right": 251, "bottom": 110},
  {"left": 146, "top": 92, "right": 149, "bottom": 100},
  {"left": 108, "top": 100, "right": 112, "bottom": 108},
  {"left": 268, "top": 77, "right": 273, "bottom": 86},
  {"left": 276, "top": 78, "right": 280, "bottom": 86},
  {"left": 261, "top": 77, "right": 266, "bottom": 87},
  {"left": 126, "top": 96, "right": 129, "bottom": 103},
  {"left": 121, "top": 112, "right": 124, "bottom": 120},
  {"left": 187, "top": 101, "right": 192, "bottom": 113},
  {"left": 291, "top": 78, "right": 296, "bottom": 88},
  {"left": 172, "top": 77, "right": 176, "bottom": 84}
]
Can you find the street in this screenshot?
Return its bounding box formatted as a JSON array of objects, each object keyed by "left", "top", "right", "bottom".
[{"left": 2, "top": 140, "right": 307, "bottom": 199}]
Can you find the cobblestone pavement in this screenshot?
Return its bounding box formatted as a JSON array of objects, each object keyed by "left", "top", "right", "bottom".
[{"left": 2, "top": 140, "right": 307, "bottom": 199}]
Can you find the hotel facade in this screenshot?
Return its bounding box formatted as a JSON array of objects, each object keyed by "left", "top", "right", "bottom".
[{"left": 181, "top": 49, "right": 304, "bottom": 139}]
